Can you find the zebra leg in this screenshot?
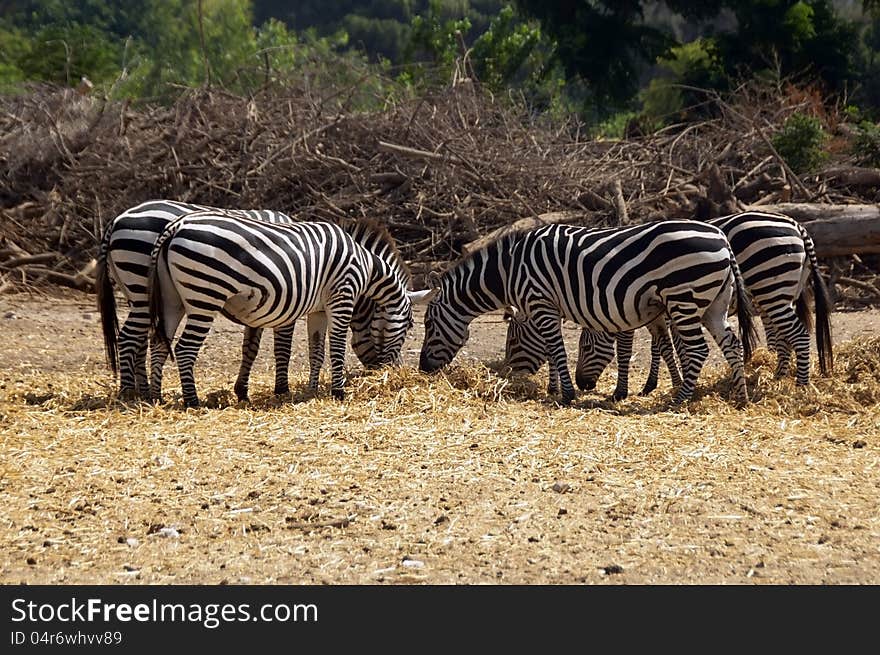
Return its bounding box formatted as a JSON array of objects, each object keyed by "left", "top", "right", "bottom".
[
  {"left": 763, "top": 317, "right": 790, "bottom": 378},
  {"left": 307, "top": 312, "right": 328, "bottom": 391},
  {"left": 703, "top": 313, "right": 749, "bottom": 406},
  {"left": 117, "top": 307, "right": 151, "bottom": 399},
  {"left": 547, "top": 362, "right": 560, "bottom": 397},
  {"left": 611, "top": 331, "right": 634, "bottom": 401},
  {"left": 273, "top": 324, "right": 295, "bottom": 395},
  {"left": 668, "top": 317, "right": 709, "bottom": 405},
  {"left": 326, "top": 305, "right": 353, "bottom": 400},
  {"left": 767, "top": 308, "right": 810, "bottom": 386},
  {"left": 546, "top": 318, "right": 562, "bottom": 396},
  {"left": 233, "top": 326, "right": 263, "bottom": 402},
  {"left": 148, "top": 332, "right": 171, "bottom": 404},
  {"left": 642, "top": 318, "right": 682, "bottom": 395},
  {"left": 174, "top": 315, "right": 215, "bottom": 408},
  {"left": 641, "top": 337, "right": 662, "bottom": 396},
  {"left": 133, "top": 337, "right": 149, "bottom": 398},
  {"left": 534, "top": 310, "right": 576, "bottom": 405}
]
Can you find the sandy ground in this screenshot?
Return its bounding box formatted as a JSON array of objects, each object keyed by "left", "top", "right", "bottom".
[{"left": 1, "top": 291, "right": 879, "bottom": 585}]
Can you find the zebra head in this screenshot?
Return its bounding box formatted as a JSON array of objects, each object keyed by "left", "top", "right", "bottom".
[
  {"left": 418, "top": 276, "right": 471, "bottom": 373},
  {"left": 575, "top": 329, "right": 616, "bottom": 391},
  {"left": 367, "top": 288, "right": 435, "bottom": 367},
  {"left": 502, "top": 306, "right": 545, "bottom": 375}
]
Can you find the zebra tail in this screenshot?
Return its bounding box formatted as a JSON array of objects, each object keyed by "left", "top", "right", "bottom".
[
  {"left": 147, "top": 220, "right": 180, "bottom": 363},
  {"left": 802, "top": 227, "right": 834, "bottom": 375},
  {"left": 95, "top": 223, "right": 119, "bottom": 377},
  {"left": 731, "top": 256, "right": 758, "bottom": 364}
]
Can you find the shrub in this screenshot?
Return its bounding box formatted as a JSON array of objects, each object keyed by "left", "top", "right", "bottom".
[
  {"left": 771, "top": 112, "right": 828, "bottom": 173},
  {"left": 853, "top": 121, "right": 880, "bottom": 167}
]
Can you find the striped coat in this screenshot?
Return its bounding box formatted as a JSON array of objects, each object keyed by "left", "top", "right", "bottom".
[{"left": 420, "top": 221, "right": 756, "bottom": 405}]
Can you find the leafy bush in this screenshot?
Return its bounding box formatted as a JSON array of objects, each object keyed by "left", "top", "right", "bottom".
[
  {"left": 641, "top": 38, "right": 725, "bottom": 124},
  {"left": 853, "top": 121, "right": 880, "bottom": 167},
  {"left": 771, "top": 112, "right": 828, "bottom": 173}
]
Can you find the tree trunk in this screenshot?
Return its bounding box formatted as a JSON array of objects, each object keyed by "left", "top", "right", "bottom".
[
  {"left": 744, "top": 203, "right": 880, "bottom": 257},
  {"left": 462, "top": 211, "right": 584, "bottom": 255}
]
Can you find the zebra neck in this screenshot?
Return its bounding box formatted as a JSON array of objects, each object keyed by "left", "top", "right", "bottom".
[{"left": 445, "top": 243, "right": 509, "bottom": 318}]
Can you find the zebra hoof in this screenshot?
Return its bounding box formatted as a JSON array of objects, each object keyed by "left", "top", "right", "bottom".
[
  {"left": 183, "top": 398, "right": 200, "bottom": 409},
  {"left": 611, "top": 390, "right": 628, "bottom": 402},
  {"left": 331, "top": 388, "right": 345, "bottom": 401},
  {"left": 273, "top": 384, "right": 290, "bottom": 395},
  {"left": 118, "top": 388, "right": 140, "bottom": 401},
  {"left": 639, "top": 383, "right": 657, "bottom": 396},
  {"left": 233, "top": 386, "right": 249, "bottom": 402},
  {"left": 559, "top": 389, "right": 575, "bottom": 405}
]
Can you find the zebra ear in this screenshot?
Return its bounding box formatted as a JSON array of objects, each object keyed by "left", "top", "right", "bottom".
[
  {"left": 427, "top": 270, "right": 442, "bottom": 290},
  {"left": 503, "top": 305, "right": 519, "bottom": 322},
  {"left": 408, "top": 288, "right": 439, "bottom": 305}
]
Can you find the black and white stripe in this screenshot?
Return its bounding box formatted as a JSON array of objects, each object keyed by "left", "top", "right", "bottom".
[
  {"left": 96, "top": 200, "right": 295, "bottom": 400},
  {"left": 147, "top": 212, "right": 430, "bottom": 407},
  {"left": 96, "top": 201, "right": 407, "bottom": 401},
  {"left": 503, "top": 211, "right": 833, "bottom": 398},
  {"left": 421, "top": 221, "right": 757, "bottom": 405}
]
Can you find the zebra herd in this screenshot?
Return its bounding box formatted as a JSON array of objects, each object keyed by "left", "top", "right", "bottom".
[{"left": 96, "top": 200, "right": 833, "bottom": 408}]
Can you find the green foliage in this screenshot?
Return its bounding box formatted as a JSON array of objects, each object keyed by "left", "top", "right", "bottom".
[
  {"left": 594, "top": 111, "right": 639, "bottom": 139},
  {"left": 771, "top": 112, "right": 829, "bottom": 173},
  {"left": 853, "top": 120, "right": 880, "bottom": 166},
  {"left": 641, "top": 38, "right": 725, "bottom": 123},
  {"left": 470, "top": 5, "right": 540, "bottom": 90},
  {"left": 402, "top": 0, "right": 472, "bottom": 86}
]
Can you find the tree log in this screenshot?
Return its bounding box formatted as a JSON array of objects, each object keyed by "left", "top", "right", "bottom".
[
  {"left": 462, "top": 211, "right": 584, "bottom": 255},
  {"left": 744, "top": 203, "right": 880, "bottom": 257},
  {"left": 817, "top": 166, "right": 880, "bottom": 188}
]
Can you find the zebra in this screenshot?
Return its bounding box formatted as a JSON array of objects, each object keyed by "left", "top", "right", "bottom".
[
  {"left": 96, "top": 200, "right": 295, "bottom": 400},
  {"left": 147, "top": 212, "right": 431, "bottom": 407},
  {"left": 96, "top": 200, "right": 404, "bottom": 401},
  {"left": 419, "top": 221, "right": 757, "bottom": 405},
  {"left": 503, "top": 211, "right": 833, "bottom": 399}
]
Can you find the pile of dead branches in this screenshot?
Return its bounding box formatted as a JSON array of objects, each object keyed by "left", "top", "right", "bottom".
[{"left": 1, "top": 75, "right": 878, "bottom": 305}]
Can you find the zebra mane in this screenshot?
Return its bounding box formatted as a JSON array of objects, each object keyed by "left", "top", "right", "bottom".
[
  {"left": 342, "top": 217, "right": 411, "bottom": 282},
  {"left": 441, "top": 227, "right": 524, "bottom": 278}
]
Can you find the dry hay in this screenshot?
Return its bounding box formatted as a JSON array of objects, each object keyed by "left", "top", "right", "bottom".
[{"left": 1, "top": 330, "right": 878, "bottom": 585}]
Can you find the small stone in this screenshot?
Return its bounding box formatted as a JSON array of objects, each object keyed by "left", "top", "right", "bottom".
[
  {"left": 557, "top": 508, "right": 568, "bottom": 517},
  {"left": 601, "top": 564, "right": 623, "bottom": 575},
  {"left": 402, "top": 557, "right": 424, "bottom": 569},
  {"left": 433, "top": 515, "right": 448, "bottom": 526},
  {"left": 26, "top": 557, "right": 36, "bottom": 566},
  {"left": 381, "top": 520, "right": 397, "bottom": 531},
  {"left": 551, "top": 481, "right": 571, "bottom": 494},
  {"left": 156, "top": 527, "right": 180, "bottom": 539},
  {"left": 123, "top": 564, "right": 139, "bottom": 572},
  {"left": 818, "top": 535, "right": 830, "bottom": 545},
  {"left": 853, "top": 440, "right": 867, "bottom": 449},
  {"left": 3, "top": 311, "right": 16, "bottom": 319},
  {"left": 126, "top": 537, "right": 139, "bottom": 547}
]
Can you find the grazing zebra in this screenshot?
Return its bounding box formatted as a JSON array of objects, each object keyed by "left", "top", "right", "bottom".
[
  {"left": 504, "top": 211, "right": 833, "bottom": 399},
  {"left": 420, "top": 221, "right": 757, "bottom": 405},
  {"left": 96, "top": 201, "right": 403, "bottom": 401},
  {"left": 96, "top": 200, "right": 295, "bottom": 400},
  {"left": 147, "top": 212, "right": 431, "bottom": 407}
]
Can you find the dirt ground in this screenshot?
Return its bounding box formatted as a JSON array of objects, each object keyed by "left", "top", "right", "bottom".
[{"left": 1, "top": 291, "right": 879, "bottom": 585}]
